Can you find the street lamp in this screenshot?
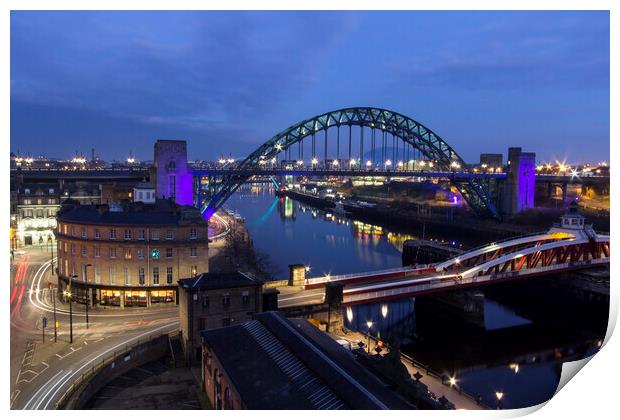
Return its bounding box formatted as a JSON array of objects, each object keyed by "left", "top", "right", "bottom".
[
  {"left": 495, "top": 391, "right": 504, "bottom": 409},
  {"left": 85, "top": 264, "right": 92, "bottom": 329},
  {"left": 366, "top": 320, "right": 373, "bottom": 352},
  {"left": 67, "top": 275, "right": 76, "bottom": 343}
]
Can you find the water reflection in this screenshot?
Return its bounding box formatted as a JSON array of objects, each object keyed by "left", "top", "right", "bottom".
[{"left": 227, "top": 184, "right": 606, "bottom": 409}]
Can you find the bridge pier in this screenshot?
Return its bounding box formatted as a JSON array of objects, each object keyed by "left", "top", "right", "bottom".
[{"left": 500, "top": 147, "right": 535, "bottom": 216}]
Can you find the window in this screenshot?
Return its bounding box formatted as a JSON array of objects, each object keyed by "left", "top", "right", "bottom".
[
  {"left": 48, "top": 198, "right": 56, "bottom": 205},
  {"left": 166, "top": 267, "right": 173, "bottom": 284},
  {"left": 222, "top": 317, "right": 231, "bottom": 327},
  {"left": 191, "top": 265, "right": 198, "bottom": 276},
  {"left": 242, "top": 291, "right": 250, "bottom": 306},
  {"left": 124, "top": 229, "right": 132, "bottom": 240},
  {"left": 24, "top": 209, "right": 33, "bottom": 218},
  {"left": 124, "top": 248, "right": 132, "bottom": 260},
  {"left": 199, "top": 318, "right": 206, "bottom": 331},
  {"left": 94, "top": 229, "right": 100, "bottom": 239},
  {"left": 109, "top": 247, "right": 117, "bottom": 259},
  {"left": 202, "top": 295, "right": 210, "bottom": 308},
  {"left": 137, "top": 248, "right": 144, "bottom": 259},
  {"left": 94, "top": 266, "right": 101, "bottom": 283},
  {"left": 94, "top": 247, "right": 100, "bottom": 258},
  {"left": 138, "top": 268, "right": 145, "bottom": 285},
  {"left": 124, "top": 267, "right": 131, "bottom": 285},
  {"left": 71, "top": 226, "right": 76, "bottom": 236},
  {"left": 152, "top": 267, "right": 160, "bottom": 285},
  {"left": 81, "top": 246, "right": 86, "bottom": 257},
  {"left": 24, "top": 188, "right": 30, "bottom": 195},
  {"left": 165, "top": 230, "right": 173, "bottom": 240},
  {"left": 109, "top": 267, "right": 116, "bottom": 284},
  {"left": 109, "top": 229, "right": 116, "bottom": 240},
  {"left": 23, "top": 198, "right": 32, "bottom": 205},
  {"left": 189, "top": 228, "right": 197, "bottom": 240},
  {"left": 49, "top": 188, "right": 55, "bottom": 194},
  {"left": 47, "top": 208, "right": 55, "bottom": 217},
  {"left": 71, "top": 244, "right": 76, "bottom": 254},
  {"left": 36, "top": 209, "right": 44, "bottom": 218},
  {"left": 190, "top": 247, "right": 197, "bottom": 257},
  {"left": 137, "top": 229, "right": 145, "bottom": 240},
  {"left": 81, "top": 227, "right": 86, "bottom": 238},
  {"left": 166, "top": 248, "right": 173, "bottom": 258},
  {"left": 151, "top": 230, "right": 159, "bottom": 241},
  {"left": 222, "top": 293, "right": 230, "bottom": 307},
  {"left": 63, "top": 242, "right": 67, "bottom": 253}
]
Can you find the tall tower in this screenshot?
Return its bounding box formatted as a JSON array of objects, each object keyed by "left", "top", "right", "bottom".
[
  {"left": 153, "top": 140, "right": 193, "bottom": 206},
  {"left": 500, "top": 147, "right": 535, "bottom": 215}
]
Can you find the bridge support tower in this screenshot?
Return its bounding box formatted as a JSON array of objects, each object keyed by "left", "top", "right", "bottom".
[{"left": 500, "top": 147, "right": 535, "bottom": 216}]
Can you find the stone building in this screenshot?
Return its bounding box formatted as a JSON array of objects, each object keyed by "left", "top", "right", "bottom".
[
  {"left": 54, "top": 198, "right": 209, "bottom": 308},
  {"left": 178, "top": 271, "right": 263, "bottom": 362},
  {"left": 15, "top": 183, "right": 61, "bottom": 246},
  {"left": 201, "top": 311, "right": 412, "bottom": 409}
]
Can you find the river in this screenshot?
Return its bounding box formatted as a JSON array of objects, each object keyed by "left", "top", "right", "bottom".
[{"left": 225, "top": 184, "right": 607, "bottom": 409}]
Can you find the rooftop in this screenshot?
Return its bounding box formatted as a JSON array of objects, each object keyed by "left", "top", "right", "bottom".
[
  {"left": 178, "top": 271, "right": 261, "bottom": 290},
  {"left": 56, "top": 199, "right": 205, "bottom": 226},
  {"left": 201, "top": 311, "right": 413, "bottom": 410}
]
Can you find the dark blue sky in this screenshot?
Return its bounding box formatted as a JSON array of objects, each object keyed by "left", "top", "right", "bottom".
[{"left": 10, "top": 11, "right": 609, "bottom": 163}]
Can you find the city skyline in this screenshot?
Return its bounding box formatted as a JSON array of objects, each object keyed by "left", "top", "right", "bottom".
[{"left": 10, "top": 10, "right": 610, "bottom": 163}]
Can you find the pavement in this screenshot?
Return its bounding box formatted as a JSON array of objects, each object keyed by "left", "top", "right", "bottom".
[{"left": 333, "top": 330, "right": 485, "bottom": 410}]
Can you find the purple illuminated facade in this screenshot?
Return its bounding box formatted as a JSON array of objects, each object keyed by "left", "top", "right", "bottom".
[
  {"left": 501, "top": 147, "right": 535, "bottom": 215},
  {"left": 153, "top": 140, "right": 194, "bottom": 207}
]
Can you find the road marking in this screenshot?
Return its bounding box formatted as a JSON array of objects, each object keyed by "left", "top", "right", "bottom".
[
  {"left": 10, "top": 389, "right": 21, "bottom": 408},
  {"left": 35, "top": 369, "right": 74, "bottom": 410},
  {"left": 23, "top": 369, "right": 65, "bottom": 409}
]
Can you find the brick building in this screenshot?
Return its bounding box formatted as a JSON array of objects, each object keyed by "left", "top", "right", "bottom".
[
  {"left": 55, "top": 197, "right": 209, "bottom": 308},
  {"left": 178, "top": 271, "right": 263, "bottom": 362}
]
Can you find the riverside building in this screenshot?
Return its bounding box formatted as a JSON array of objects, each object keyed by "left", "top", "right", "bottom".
[{"left": 54, "top": 183, "right": 209, "bottom": 308}]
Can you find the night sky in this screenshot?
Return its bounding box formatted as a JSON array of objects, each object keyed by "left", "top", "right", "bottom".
[{"left": 10, "top": 10, "right": 610, "bottom": 163}]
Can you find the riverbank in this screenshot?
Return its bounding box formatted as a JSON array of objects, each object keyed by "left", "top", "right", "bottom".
[
  {"left": 284, "top": 189, "right": 536, "bottom": 239},
  {"left": 208, "top": 210, "right": 273, "bottom": 281}
]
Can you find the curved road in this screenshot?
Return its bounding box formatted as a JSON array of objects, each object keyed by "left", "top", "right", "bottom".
[{"left": 10, "top": 248, "right": 180, "bottom": 410}]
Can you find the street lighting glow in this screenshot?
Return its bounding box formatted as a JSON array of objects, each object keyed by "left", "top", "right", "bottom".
[
  {"left": 397, "top": 161, "right": 404, "bottom": 168},
  {"left": 381, "top": 304, "right": 388, "bottom": 318},
  {"left": 366, "top": 160, "right": 372, "bottom": 167},
  {"left": 350, "top": 158, "right": 357, "bottom": 165},
  {"left": 495, "top": 391, "right": 504, "bottom": 401},
  {"left": 448, "top": 376, "right": 457, "bottom": 387},
  {"left": 366, "top": 320, "right": 373, "bottom": 329},
  {"left": 311, "top": 158, "right": 318, "bottom": 165},
  {"left": 297, "top": 160, "right": 304, "bottom": 166},
  {"left": 385, "top": 160, "right": 392, "bottom": 166}
]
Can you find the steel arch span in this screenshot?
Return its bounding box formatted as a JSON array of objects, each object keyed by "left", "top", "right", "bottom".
[{"left": 201, "top": 107, "right": 500, "bottom": 219}]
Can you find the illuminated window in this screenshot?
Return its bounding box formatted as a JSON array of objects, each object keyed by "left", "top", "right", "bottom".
[
  {"left": 191, "top": 265, "right": 198, "bottom": 276},
  {"left": 124, "top": 248, "right": 132, "bottom": 260}
]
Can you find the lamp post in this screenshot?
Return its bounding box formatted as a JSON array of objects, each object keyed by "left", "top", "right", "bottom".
[
  {"left": 49, "top": 236, "right": 54, "bottom": 275},
  {"left": 366, "top": 320, "right": 373, "bottom": 353},
  {"left": 85, "top": 264, "right": 92, "bottom": 329},
  {"left": 495, "top": 391, "right": 504, "bottom": 409},
  {"left": 67, "top": 274, "right": 76, "bottom": 343}
]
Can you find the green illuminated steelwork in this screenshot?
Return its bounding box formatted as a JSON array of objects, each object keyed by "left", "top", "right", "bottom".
[{"left": 203, "top": 107, "right": 499, "bottom": 218}]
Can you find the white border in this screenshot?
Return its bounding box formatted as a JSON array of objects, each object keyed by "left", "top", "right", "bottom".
[{"left": 1, "top": 2, "right": 615, "bottom": 420}]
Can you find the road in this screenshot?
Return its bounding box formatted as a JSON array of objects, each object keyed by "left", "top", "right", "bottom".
[{"left": 9, "top": 246, "right": 180, "bottom": 410}]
